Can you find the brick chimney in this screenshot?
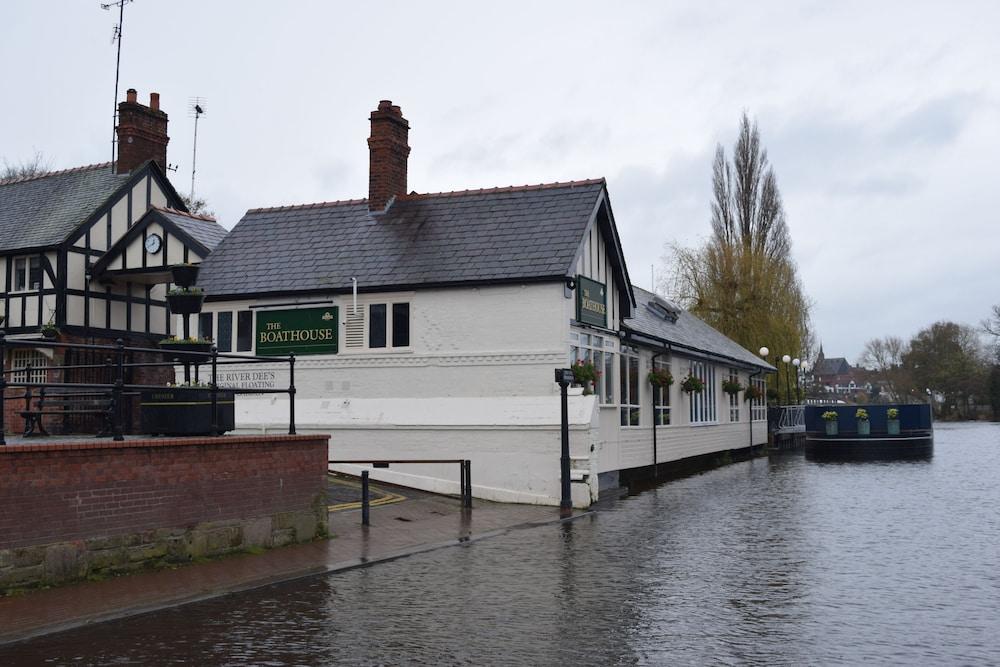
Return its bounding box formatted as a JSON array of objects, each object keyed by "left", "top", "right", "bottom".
[
  {"left": 368, "top": 100, "right": 410, "bottom": 212},
  {"left": 116, "top": 88, "right": 169, "bottom": 174}
]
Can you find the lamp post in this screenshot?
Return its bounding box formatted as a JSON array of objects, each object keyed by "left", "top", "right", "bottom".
[
  {"left": 792, "top": 358, "right": 801, "bottom": 405},
  {"left": 781, "top": 354, "right": 791, "bottom": 405}
]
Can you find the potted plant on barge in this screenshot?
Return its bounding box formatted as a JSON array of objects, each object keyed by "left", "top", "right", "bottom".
[
  {"left": 647, "top": 367, "right": 674, "bottom": 389},
  {"left": 855, "top": 408, "right": 871, "bottom": 436},
  {"left": 571, "top": 359, "right": 600, "bottom": 395},
  {"left": 722, "top": 378, "right": 743, "bottom": 396},
  {"left": 887, "top": 407, "right": 900, "bottom": 435},
  {"left": 680, "top": 374, "right": 705, "bottom": 394},
  {"left": 166, "top": 286, "right": 205, "bottom": 315},
  {"left": 140, "top": 380, "right": 235, "bottom": 436},
  {"left": 821, "top": 410, "right": 839, "bottom": 436}
]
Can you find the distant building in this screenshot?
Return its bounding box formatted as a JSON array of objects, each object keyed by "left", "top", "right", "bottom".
[{"left": 810, "top": 346, "right": 872, "bottom": 398}]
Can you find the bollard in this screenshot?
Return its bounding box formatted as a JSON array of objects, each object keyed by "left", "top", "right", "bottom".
[
  {"left": 361, "top": 469, "right": 370, "bottom": 526},
  {"left": 463, "top": 460, "right": 472, "bottom": 509}
]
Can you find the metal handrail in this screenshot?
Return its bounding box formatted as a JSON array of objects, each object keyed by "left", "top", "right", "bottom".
[{"left": 0, "top": 331, "right": 297, "bottom": 445}]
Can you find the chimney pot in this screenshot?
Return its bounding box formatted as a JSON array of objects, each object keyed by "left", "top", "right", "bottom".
[
  {"left": 116, "top": 87, "right": 169, "bottom": 174},
  {"left": 368, "top": 100, "right": 411, "bottom": 212}
]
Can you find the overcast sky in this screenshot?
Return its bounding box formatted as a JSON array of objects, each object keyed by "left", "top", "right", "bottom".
[{"left": 2, "top": 1, "right": 997, "bottom": 362}]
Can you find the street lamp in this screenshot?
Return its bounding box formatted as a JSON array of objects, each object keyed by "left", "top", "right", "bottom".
[
  {"left": 781, "top": 354, "right": 791, "bottom": 404},
  {"left": 792, "top": 358, "right": 801, "bottom": 405}
]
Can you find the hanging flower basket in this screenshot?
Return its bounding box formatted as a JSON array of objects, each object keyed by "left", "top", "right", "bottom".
[
  {"left": 721, "top": 379, "right": 743, "bottom": 395},
  {"left": 571, "top": 360, "right": 600, "bottom": 396},
  {"left": 647, "top": 368, "right": 674, "bottom": 388},
  {"left": 680, "top": 374, "right": 705, "bottom": 393},
  {"left": 171, "top": 263, "right": 200, "bottom": 289},
  {"left": 744, "top": 385, "right": 762, "bottom": 402},
  {"left": 166, "top": 287, "right": 205, "bottom": 315}
]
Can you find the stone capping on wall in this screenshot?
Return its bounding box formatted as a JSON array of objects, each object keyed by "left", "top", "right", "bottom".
[{"left": 0, "top": 434, "right": 326, "bottom": 454}]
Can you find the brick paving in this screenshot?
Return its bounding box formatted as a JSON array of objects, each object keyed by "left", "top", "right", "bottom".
[{"left": 0, "top": 480, "right": 566, "bottom": 645}]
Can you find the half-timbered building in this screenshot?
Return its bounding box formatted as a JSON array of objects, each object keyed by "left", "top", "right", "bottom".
[{"left": 1, "top": 89, "right": 228, "bottom": 433}]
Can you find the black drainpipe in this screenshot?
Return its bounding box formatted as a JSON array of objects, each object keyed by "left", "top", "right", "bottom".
[{"left": 649, "top": 342, "right": 671, "bottom": 481}]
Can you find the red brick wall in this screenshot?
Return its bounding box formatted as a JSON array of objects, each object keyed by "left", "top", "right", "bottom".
[{"left": 0, "top": 434, "right": 329, "bottom": 551}]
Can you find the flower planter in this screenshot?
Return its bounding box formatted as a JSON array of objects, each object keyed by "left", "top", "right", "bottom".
[
  {"left": 166, "top": 292, "right": 205, "bottom": 315},
  {"left": 40, "top": 328, "right": 58, "bottom": 339},
  {"left": 887, "top": 419, "right": 900, "bottom": 436},
  {"left": 171, "top": 264, "right": 200, "bottom": 289},
  {"left": 160, "top": 341, "right": 212, "bottom": 364},
  {"left": 857, "top": 420, "right": 870, "bottom": 436},
  {"left": 825, "top": 421, "right": 838, "bottom": 436},
  {"left": 140, "top": 388, "right": 235, "bottom": 436}
]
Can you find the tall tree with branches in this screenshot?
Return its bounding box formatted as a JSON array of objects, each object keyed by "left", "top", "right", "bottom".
[{"left": 669, "top": 112, "right": 812, "bottom": 402}]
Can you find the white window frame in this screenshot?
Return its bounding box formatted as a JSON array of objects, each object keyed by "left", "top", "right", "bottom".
[
  {"left": 366, "top": 302, "right": 411, "bottom": 351},
  {"left": 10, "top": 349, "right": 48, "bottom": 384},
  {"left": 728, "top": 368, "right": 740, "bottom": 422},
  {"left": 752, "top": 377, "right": 767, "bottom": 421},
  {"left": 653, "top": 357, "right": 671, "bottom": 426},
  {"left": 12, "top": 256, "right": 42, "bottom": 293},
  {"left": 688, "top": 360, "right": 717, "bottom": 424},
  {"left": 569, "top": 331, "right": 615, "bottom": 405},
  {"left": 619, "top": 345, "right": 641, "bottom": 427}
]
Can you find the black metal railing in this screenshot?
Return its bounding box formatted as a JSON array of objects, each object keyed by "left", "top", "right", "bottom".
[
  {"left": 328, "top": 459, "right": 474, "bottom": 523},
  {"left": 0, "top": 331, "right": 296, "bottom": 445}
]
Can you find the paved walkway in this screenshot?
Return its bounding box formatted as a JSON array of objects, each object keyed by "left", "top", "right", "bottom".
[{"left": 0, "top": 477, "right": 569, "bottom": 645}]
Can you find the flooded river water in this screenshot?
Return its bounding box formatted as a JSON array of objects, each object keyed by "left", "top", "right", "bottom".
[{"left": 5, "top": 422, "right": 1000, "bottom": 665}]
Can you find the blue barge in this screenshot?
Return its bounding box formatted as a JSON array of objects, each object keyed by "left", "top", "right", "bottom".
[{"left": 804, "top": 404, "right": 933, "bottom": 460}]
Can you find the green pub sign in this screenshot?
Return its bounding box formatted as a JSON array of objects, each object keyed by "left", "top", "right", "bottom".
[
  {"left": 255, "top": 306, "right": 338, "bottom": 356},
  {"left": 576, "top": 275, "right": 607, "bottom": 328}
]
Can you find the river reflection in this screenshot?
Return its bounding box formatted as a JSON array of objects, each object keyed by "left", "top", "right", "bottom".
[{"left": 5, "top": 422, "right": 1000, "bottom": 665}]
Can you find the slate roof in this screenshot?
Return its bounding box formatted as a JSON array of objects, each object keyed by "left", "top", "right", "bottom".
[
  {"left": 815, "top": 357, "right": 851, "bottom": 376},
  {"left": 198, "top": 179, "right": 607, "bottom": 297},
  {"left": 0, "top": 163, "right": 130, "bottom": 253},
  {"left": 623, "top": 286, "right": 775, "bottom": 370},
  {"left": 155, "top": 207, "right": 228, "bottom": 251}
]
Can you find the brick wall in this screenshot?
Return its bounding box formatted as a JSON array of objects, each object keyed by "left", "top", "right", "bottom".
[{"left": 0, "top": 434, "right": 329, "bottom": 591}]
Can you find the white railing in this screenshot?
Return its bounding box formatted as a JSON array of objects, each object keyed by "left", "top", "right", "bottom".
[{"left": 776, "top": 405, "right": 805, "bottom": 433}]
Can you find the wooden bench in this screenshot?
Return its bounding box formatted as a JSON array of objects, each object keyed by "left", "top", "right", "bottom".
[{"left": 19, "top": 388, "right": 116, "bottom": 437}]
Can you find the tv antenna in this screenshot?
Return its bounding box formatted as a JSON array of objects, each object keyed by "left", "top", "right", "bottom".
[
  {"left": 189, "top": 98, "right": 207, "bottom": 200},
  {"left": 102, "top": 0, "right": 134, "bottom": 171}
]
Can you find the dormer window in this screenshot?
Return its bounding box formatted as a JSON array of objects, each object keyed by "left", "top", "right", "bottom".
[
  {"left": 13, "top": 256, "right": 42, "bottom": 292},
  {"left": 645, "top": 296, "right": 679, "bottom": 323}
]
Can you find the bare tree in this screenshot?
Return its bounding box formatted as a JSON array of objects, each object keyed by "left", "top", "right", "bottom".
[
  {"left": 1, "top": 152, "right": 50, "bottom": 181},
  {"left": 669, "top": 111, "right": 812, "bottom": 403},
  {"left": 859, "top": 336, "right": 910, "bottom": 401}
]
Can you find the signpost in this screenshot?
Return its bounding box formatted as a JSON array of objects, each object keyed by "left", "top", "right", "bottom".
[{"left": 255, "top": 307, "right": 338, "bottom": 356}]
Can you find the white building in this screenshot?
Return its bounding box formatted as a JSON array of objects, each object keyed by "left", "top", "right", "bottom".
[{"left": 195, "top": 100, "right": 774, "bottom": 507}]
